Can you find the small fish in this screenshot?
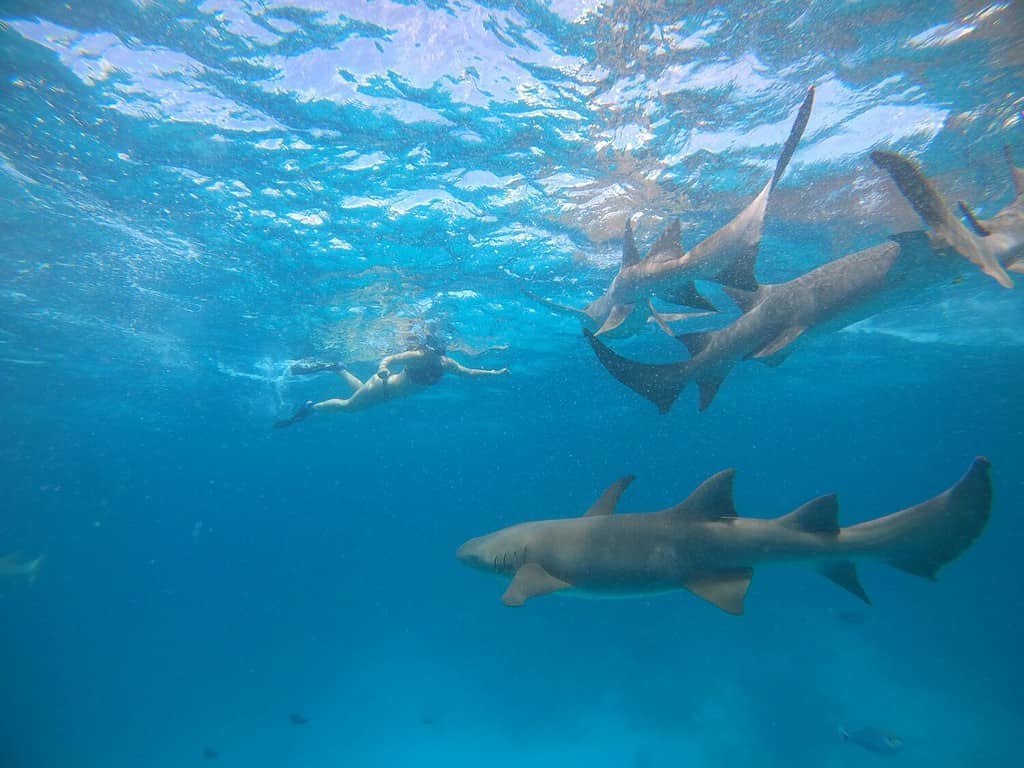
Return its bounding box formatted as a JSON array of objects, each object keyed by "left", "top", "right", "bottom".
[
  {"left": 288, "top": 712, "right": 309, "bottom": 726},
  {"left": 202, "top": 747, "right": 219, "bottom": 760},
  {"left": 840, "top": 726, "right": 904, "bottom": 755}
]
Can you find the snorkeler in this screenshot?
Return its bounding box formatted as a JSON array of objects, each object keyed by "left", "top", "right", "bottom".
[{"left": 274, "top": 335, "right": 509, "bottom": 427}]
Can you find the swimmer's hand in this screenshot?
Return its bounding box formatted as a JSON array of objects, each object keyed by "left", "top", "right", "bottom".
[
  {"left": 377, "top": 367, "right": 391, "bottom": 381},
  {"left": 273, "top": 400, "right": 315, "bottom": 429}
]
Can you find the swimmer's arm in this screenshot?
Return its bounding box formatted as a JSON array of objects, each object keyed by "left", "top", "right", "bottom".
[
  {"left": 378, "top": 350, "right": 423, "bottom": 375},
  {"left": 441, "top": 357, "right": 510, "bottom": 377}
]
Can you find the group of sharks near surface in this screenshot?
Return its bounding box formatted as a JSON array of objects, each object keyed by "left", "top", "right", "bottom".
[{"left": 459, "top": 85, "right": 1017, "bottom": 614}]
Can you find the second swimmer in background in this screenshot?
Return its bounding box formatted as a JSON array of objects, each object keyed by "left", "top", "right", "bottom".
[{"left": 275, "top": 334, "right": 509, "bottom": 427}]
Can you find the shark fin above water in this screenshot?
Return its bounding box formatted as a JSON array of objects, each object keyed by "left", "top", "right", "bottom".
[
  {"left": 584, "top": 475, "right": 636, "bottom": 517},
  {"left": 682, "top": 568, "right": 753, "bottom": 615},
  {"left": 502, "top": 563, "right": 571, "bottom": 606}
]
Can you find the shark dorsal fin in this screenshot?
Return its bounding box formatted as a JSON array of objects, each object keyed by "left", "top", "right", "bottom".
[
  {"left": 621, "top": 217, "right": 641, "bottom": 268},
  {"left": 682, "top": 567, "right": 752, "bottom": 615},
  {"left": 751, "top": 325, "right": 806, "bottom": 360},
  {"left": 723, "top": 285, "right": 761, "bottom": 313},
  {"left": 584, "top": 475, "right": 635, "bottom": 517},
  {"left": 502, "top": 563, "right": 571, "bottom": 606},
  {"left": 647, "top": 219, "right": 683, "bottom": 262},
  {"left": 713, "top": 247, "right": 760, "bottom": 291},
  {"left": 818, "top": 561, "right": 871, "bottom": 604},
  {"left": 1005, "top": 145, "right": 1024, "bottom": 198},
  {"left": 665, "top": 469, "right": 737, "bottom": 520},
  {"left": 595, "top": 303, "right": 636, "bottom": 336},
  {"left": 677, "top": 330, "right": 711, "bottom": 357},
  {"left": 778, "top": 494, "right": 839, "bottom": 533},
  {"left": 662, "top": 281, "right": 717, "bottom": 312},
  {"left": 958, "top": 201, "right": 991, "bottom": 236},
  {"left": 696, "top": 367, "right": 730, "bottom": 411}
]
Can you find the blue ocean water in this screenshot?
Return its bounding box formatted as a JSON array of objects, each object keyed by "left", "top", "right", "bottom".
[{"left": 1, "top": 1, "right": 1022, "bottom": 766}]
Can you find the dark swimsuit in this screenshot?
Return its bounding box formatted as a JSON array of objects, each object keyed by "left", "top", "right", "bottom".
[{"left": 405, "top": 355, "right": 444, "bottom": 386}]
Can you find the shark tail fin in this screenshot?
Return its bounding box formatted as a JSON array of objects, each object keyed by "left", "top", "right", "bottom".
[
  {"left": 871, "top": 150, "right": 1014, "bottom": 288},
  {"left": 770, "top": 85, "right": 815, "bottom": 190},
  {"left": 584, "top": 329, "right": 691, "bottom": 414},
  {"left": 849, "top": 458, "right": 993, "bottom": 580}
]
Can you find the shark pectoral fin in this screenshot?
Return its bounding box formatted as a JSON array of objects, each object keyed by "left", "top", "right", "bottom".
[
  {"left": 818, "top": 561, "right": 871, "bottom": 605},
  {"left": 683, "top": 568, "right": 753, "bottom": 615},
  {"left": 696, "top": 367, "right": 730, "bottom": 411},
  {"left": 663, "top": 282, "right": 717, "bottom": 312},
  {"left": 751, "top": 326, "right": 806, "bottom": 359},
  {"left": 713, "top": 247, "right": 760, "bottom": 292},
  {"left": 584, "top": 475, "right": 636, "bottom": 517},
  {"left": 595, "top": 303, "right": 636, "bottom": 336},
  {"left": 502, "top": 563, "right": 571, "bottom": 606}
]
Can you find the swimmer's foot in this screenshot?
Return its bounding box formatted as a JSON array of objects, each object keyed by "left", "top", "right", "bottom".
[
  {"left": 289, "top": 359, "right": 344, "bottom": 376},
  {"left": 273, "top": 400, "right": 315, "bottom": 429}
]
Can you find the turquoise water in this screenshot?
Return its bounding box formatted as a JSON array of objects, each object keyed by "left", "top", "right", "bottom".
[{"left": 1, "top": 2, "right": 1022, "bottom": 766}]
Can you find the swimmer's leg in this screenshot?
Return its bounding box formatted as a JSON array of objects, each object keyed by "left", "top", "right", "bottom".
[
  {"left": 335, "top": 368, "right": 364, "bottom": 393},
  {"left": 290, "top": 359, "right": 344, "bottom": 376}
]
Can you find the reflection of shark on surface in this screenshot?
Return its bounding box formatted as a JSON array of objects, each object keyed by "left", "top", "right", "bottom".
[
  {"left": 530, "top": 86, "right": 815, "bottom": 337},
  {"left": 457, "top": 458, "right": 991, "bottom": 614},
  {"left": 584, "top": 149, "right": 1024, "bottom": 413},
  {"left": 0, "top": 552, "right": 43, "bottom": 584}
]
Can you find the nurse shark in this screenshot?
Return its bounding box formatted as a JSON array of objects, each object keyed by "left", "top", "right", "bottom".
[
  {"left": 583, "top": 150, "right": 1024, "bottom": 413},
  {"left": 531, "top": 86, "right": 815, "bottom": 337},
  {"left": 456, "top": 458, "right": 991, "bottom": 614}
]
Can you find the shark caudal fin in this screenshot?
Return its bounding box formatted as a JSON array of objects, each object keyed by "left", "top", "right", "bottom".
[
  {"left": 871, "top": 150, "right": 1014, "bottom": 288},
  {"left": 846, "top": 457, "right": 993, "bottom": 580},
  {"left": 770, "top": 85, "right": 815, "bottom": 190},
  {"left": 584, "top": 329, "right": 691, "bottom": 414}
]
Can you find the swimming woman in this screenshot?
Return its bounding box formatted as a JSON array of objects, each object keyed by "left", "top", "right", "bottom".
[{"left": 274, "top": 336, "right": 508, "bottom": 427}]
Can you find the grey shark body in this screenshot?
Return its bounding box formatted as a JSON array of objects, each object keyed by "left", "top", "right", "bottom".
[
  {"left": 535, "top": 87, "right": 815, "bottom": 338},
  {"left": 457, "top": 459, "right": 991, "bottom": 614},
  {"left": 587, "top": 229, "right": 971, "bottom": 413}
]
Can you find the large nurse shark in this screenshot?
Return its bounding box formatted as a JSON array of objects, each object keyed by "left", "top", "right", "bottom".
[
  {"left": 531, "top": 86, "right": 815, "bottom": 338},
  {"left": 456, "top": 458, "right": 992, "bottom": 614},
  {"left": 584, "top": 150, "right": 1024, "bottom": 413}
]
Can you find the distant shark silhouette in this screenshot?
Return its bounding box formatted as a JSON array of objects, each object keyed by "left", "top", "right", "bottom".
[
  {"left": 530, "top": 86, "right": 815, "bottom": 337},
  {"left": 0, "top": 552, "right": 43, "bottom": 584},
  {"left": 872, "top": 147, "right": 1024, "bottom": 289},
  {"left": 457, "top": 458, "right": 991, "bottom": 614}
]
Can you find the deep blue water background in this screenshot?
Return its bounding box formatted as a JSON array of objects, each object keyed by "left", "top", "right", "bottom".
[{"left": 2, "top": 1, "right": 1023, "bottom": 767}]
